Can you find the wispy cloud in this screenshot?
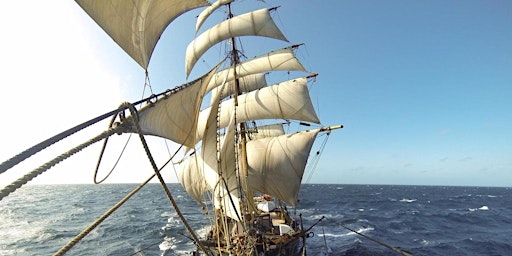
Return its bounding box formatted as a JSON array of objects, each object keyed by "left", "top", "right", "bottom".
[{"left": 459, "top": 157, "right": 473, "bottom": 162}]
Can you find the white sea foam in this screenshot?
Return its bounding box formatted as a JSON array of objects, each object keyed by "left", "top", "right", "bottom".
[
  {"left": 399, "top": 198, "right": 417, "bottom": 203},
  {"left": 159, "top": 236, "right": 176, "bottom": 251},
  {"left": 469, "top": 205, "right": 489, "bottom": 211}
]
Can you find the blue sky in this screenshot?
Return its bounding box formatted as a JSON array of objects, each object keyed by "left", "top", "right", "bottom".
[{"left": 0, "top": 0, "right": 511, "bottom": 187}]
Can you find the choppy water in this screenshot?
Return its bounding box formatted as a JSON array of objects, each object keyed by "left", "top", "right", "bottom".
[{"left": 1, "top": 184, "right": 511, "bottom": 255}]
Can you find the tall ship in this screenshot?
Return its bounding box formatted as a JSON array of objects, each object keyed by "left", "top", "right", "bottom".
[{"left": 0, "top": 0, "right": 342, "bottom": 255}]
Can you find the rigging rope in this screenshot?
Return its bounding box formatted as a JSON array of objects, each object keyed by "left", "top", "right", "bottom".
[
  {"left": 55, "top": 102, "right": 206, "bottom": 255},
  {"left": 54, "top": 173, "right": 156, "bottom": 256},
  {"left": 304, "top": 132, "right": 330, "bottom": 184},
  {"left": 340, "top": 224, "right": 414, "bottom": 256},
  {"left": 0, "top": 125, "right": 124, "bottom": 201},
  {"left": 0, "top": 79, "right": 197, "bottom": 177},
  {"left": 123, "top": 102, "right": 213, "bottom": 256},
  {"left": 0, "top": 107, "right": 128, "bottom": 175},
  {"left": 94, "top": 106, "right": 133, "bottom": 184}
]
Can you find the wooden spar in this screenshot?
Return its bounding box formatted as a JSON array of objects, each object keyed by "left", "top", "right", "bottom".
[{"left": 320, "top": 125, "right": 344, "bottom": 132}]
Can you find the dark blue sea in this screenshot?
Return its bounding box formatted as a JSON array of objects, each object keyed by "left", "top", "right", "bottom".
[{"left": 1, "top": 184, "right": 511, "bottom": 256}]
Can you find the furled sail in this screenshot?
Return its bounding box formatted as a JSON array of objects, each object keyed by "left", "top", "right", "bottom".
[
  {"left": 246, "top": 129, "right": 320, "bottom": 206},
  {"left": 205, "top": 46, "right": 306, "bottom": 93},
  {"left": 196, "top": 77, "right": 320, "bottom": 141},
  {"left": 186, "top": 8, "right": 289, "bottom": 76},
  {"left": 132, "top": 63, "right": 220, "bottom": 147},
  {"left": 75, "top": 0, "right": 209, "bottom": 69}
]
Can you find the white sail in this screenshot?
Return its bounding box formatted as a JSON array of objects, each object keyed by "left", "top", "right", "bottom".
[
  {"left": 176, "top": 154, "right": 214, "bottom": 203},
  {"left": 134, "top": 64, "right": 220, "bottom": 147},
  {"left": 177, "top": 151, "right": 241, "bottom": 222},
  {"left": 205, "top": 46, "right": 306, "bottom": 93},
  {"left": 196, "top": 77, "right": 320, "bottom": 141},
  {"left": 196, "top": 0, "right": 234, "bottom": 32},
  {"left": 249, "top": 123, "right": 285, "bottom": 140},
  {"left": 186, "top": 8, "right": 289, "bottom": 76},
  {"left": 210, "top": 73, "right": 267, "bottom": 104},
  {"left": 70, "top": 1, "right": 343, "bottom": 254},
  {"left": 246, "top": 129, "right": 320, "bottom": 206},
  {"left": 76, "top": 0, "right": 209, "bottom": 69}
]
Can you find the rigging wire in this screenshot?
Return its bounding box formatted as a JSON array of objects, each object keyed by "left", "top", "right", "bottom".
[
  {"left": 304, "top": 132, "right": 330, "bottom": 184},
  {"left": 127, "top": 240, "right": 163, "bottom": 256}
]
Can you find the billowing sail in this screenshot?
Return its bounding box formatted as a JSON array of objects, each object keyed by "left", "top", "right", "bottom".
[
  {"left": 210, "top": 73, "right": 267, "bottom": 104},
  {"left": 177, "top": 153, "right": 213, "bottom": 203},
  {"left": 75, "top": 0, "right": 209, "bottom": 69},
  {"left": 133, "top": 63, "right": 220, "bottom": 147},
  {"left": 177, "top": 101, "right": 241, "bottom": 220},
  {"left": 205, "top": 46, "right": 306, "bottom": 93},
  {"left": 246, "top": 129, "right": 320, "bottom": 206},
  {"left": 196, "top": 0, "right": 234, "bottom": 32},
  {"left": 249, "top": 123, "right": 285, "bottom": 140},
  {"left": 186, "top": 8, "right": 289, "bottom": 76},
  {"left": 196, "top": 77, "right": 320, "bottom": 141}
]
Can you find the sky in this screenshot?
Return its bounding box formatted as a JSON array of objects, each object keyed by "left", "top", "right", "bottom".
[{"left": 0, "top": 0, "right": 511, "bottom": 187}]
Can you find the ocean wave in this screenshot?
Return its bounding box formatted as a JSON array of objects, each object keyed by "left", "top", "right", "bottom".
[{"left": 3, "top": 184, "right": 512, "bottom": 256}]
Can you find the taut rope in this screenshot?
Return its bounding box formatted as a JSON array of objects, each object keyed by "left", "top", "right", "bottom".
[
  {"left": 54, "top": 173, "right": 156, "bottom": 256},
  {"left": 123, "top": 102, "right": 213, "bottom": 256},
  {"left": 0, "top": 125, "right": 124, "bottom": 201},
  {"left": 0, "top": 107, "right": 128, "bottom": 175}
]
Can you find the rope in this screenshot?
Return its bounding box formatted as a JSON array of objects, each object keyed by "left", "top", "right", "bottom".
[
  {"left": 340, "top": 224, "right": 414, "bottom": 256},
  {"left": 54, "top": 107, "right": 185, "bottom": 255},
  {"left": 54, "top": 173, "right": 156, "bottom": 256},
  {"left": 0, "top": 79, "right": 198, "bottom": 177},
  {"left": 123, "top": 102, "right": 213, "bottom": 256},
  {"left": 94, "top": 105, "right": 133, "bottom": 184},
  {"left": 304, "top": 132, "right": 330, "bottom": 184},
  {"left": 0, "top": 126, "right": 123, "bottom": 201},
  {"left": 0, "top": 107, "right": 128, "bottom": 175}
]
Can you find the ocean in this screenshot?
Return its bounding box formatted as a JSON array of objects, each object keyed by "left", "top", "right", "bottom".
[{"left": 1, "top": 184, "right": 511, "bottom": 256}]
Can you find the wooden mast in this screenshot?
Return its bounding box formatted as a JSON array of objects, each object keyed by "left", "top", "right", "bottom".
[{"left": 226, "top": 3, "right": 255, "bottom": 231}]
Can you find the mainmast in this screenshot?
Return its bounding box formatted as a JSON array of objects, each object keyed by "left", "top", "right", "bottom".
[{"left": 226, "top": 3, "right": 255, "bottom": 226}]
